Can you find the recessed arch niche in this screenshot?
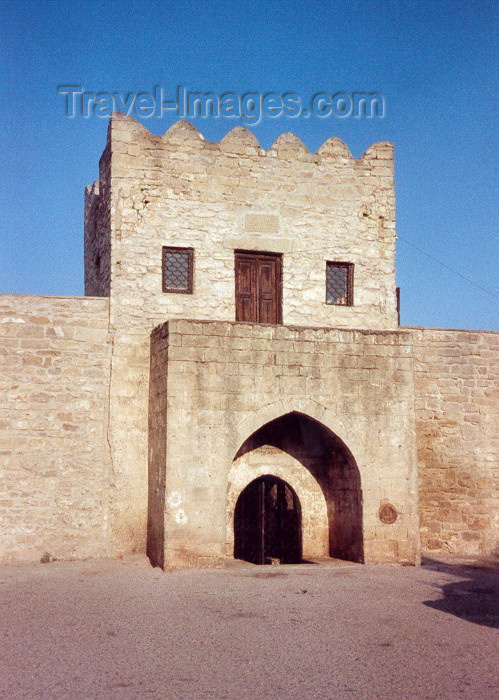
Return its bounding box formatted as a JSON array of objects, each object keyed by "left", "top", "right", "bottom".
[{"left": 227, "top": 411, "right": 364, "bottom": 563}]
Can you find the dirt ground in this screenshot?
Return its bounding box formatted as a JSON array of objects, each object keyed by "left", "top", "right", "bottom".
[{"left": 0, "top": 554, "right": 497, "bottom": 699}]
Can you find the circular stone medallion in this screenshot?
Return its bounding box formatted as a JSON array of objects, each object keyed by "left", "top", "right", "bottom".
[{"left": 379, "top": 504, "right": 398, "bottom": 524}]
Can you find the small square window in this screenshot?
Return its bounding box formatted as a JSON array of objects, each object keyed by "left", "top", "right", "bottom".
[
  {"left": 326, "top": 262, "right": 354, "bottom": 306},
  {"left": 162, "top": 247, "right": 193, "bottom": 293}
]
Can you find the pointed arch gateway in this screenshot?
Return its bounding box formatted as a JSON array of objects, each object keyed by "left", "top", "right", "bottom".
[
  {"left": 234, "top": 476, "right": 302, "bottom": 565},
  {"left": 227, "top": 411, "right": 363, "bottom": 564}
]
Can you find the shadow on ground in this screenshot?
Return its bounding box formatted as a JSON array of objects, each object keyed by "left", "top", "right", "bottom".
[{"left": 422, "top": 556, "right": 499, "bottom": 628}]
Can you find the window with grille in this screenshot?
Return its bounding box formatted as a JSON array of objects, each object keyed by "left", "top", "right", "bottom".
[
  {"left": 162, "top": 247, "right": 194, "bottom": 293},
  {"left": 326, "top": 262, "right": 354, "bottom": 305}
]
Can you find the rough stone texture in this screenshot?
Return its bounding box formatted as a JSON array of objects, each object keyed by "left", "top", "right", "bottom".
[
  {"left": 83, "top": 114, "right": 401, "bottom": 562},
  {"left": 0, "top": 117, "right": 496, "bottom": 567},
  {"left": 91, "top": 114, "right": 398, "bottom": 332},
  {"left": 148, "top": 320, "right": 420, "bottom": 569},
  {"left": 227, "top": 443, "right": 330, "bottom": 560},
  {"left": 0, "top": 295, "right": 112, "bottom": 562},
  {"left": 411, "top": 328, "right": 499, "bottom": 555},
  {"left": 84, "top": 140, "right": 111, "bottom": 297},
  {"left": 147, "top": 323, "right": 168, "bottom": 569},
  {"left": 105, "top": 328, "right": 151, "bottom": 556}
]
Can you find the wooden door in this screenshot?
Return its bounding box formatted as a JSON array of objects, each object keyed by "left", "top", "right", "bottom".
[
  {"left": 235, "top": 251, "right": 282, "bottom": 323},
  {"left": 234, "top": 476, "right": 302, "bottom": 565}
]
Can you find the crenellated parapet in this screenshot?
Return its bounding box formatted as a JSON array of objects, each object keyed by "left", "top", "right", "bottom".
[
  {"left": 3, "top": 111, "right": 496, "bottom": 572},
  {"left": 86, "top": 113, "right": 397, "bottom": 331},
  {"left": 101, "top": 114, "right": 395, "bottom": 227},
  {"left": 104, "top": 111, "right": 393, "bottom": 166}
]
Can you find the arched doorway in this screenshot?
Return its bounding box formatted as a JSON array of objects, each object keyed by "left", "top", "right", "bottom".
[
  {"left": 234, "top": 476, "right": 302, "bottom": 565},
  {"left": 228, "top": 412, "right": 364, "bottom": 564}
]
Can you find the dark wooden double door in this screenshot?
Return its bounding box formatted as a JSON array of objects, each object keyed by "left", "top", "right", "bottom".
[
  {"left": 235, "top": 251, "right": 282, "bottom": 324},
  {"left": 234, "top": 476, "right": 302, "bottom": 565}
]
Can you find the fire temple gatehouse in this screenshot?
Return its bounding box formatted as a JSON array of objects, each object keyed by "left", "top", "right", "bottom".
[{"left": 1, "top": 114, "right": 497, "bottom": 569}]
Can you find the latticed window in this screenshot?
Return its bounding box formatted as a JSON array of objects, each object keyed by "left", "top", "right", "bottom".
[
  {"left": 326, "top": 262, "right": 354, "bottom": 305},
  {"left": 162, "top": 247, "right": 194, "bottom": 293}
]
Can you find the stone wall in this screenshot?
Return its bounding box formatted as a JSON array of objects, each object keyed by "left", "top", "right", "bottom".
[
  {"left": 86, "top": 114, "right": 398, "bottom": 332},
  {"left": 0, "top": 295, "right": 112, "bottom": 562},
  {"left": 2, "top": 115, "right": 495, "bottom": 569},
  {"left": 82, "top": 114, "right": 401, "bottom": 563},
  {"left": 149, "top": 319, "right": 420, "bottom": 569},
  {"left": 147, "top": 322, "right": 168, "bottom": 568},
  {"left": 84, "top": 140, "right": 112, "bottom": 297},
  {"left": 412, "top": 328, "right": 498, "bottom": 556}
]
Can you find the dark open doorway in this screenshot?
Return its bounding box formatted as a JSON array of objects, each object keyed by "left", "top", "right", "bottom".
[
  {"left": 234, "top": 412, "right": 364, "bottom": 563},
  {"left": 234, "top": 475, "right": 302, "bottom": 565}
]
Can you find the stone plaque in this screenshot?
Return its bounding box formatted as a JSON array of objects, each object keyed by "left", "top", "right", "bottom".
[
  {"left": 244, "top": 214, "right": 279, "bottom": 233},
  {"left": 379, "top": 504, "right": 398, "bottom": 524}
]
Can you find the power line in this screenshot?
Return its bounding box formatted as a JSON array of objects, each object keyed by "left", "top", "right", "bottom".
[
  {"left": 285, "top": 233, "right": 498, "bottom": 300},
  {"left": 397, "top": 234, "right": 498, "bottom": 299}
]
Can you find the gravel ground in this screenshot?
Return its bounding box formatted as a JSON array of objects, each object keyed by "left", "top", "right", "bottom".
[{"left": 0, "top": 555, "right": 497, "bottom": 699}]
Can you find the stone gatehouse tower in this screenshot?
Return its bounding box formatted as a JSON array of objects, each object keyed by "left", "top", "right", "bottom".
[
  {"left": 87, "top": 113, "right": 419, "bottom": 568},
  {"left": 1, "top": 114, "right": 497, "bottom": 567}
]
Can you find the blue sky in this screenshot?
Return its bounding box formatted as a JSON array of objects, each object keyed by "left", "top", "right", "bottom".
[{"left": 1, "top": 0, "right": 497, "bottom": 330}]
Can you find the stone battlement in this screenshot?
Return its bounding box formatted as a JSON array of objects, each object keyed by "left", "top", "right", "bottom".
[
  {"left": 85, "top": 115, "right": 397, "bottom": 331},
  {"left": 1, "top": 121, "right": 495, "bottom": 568},
  {"left": 105, "top": 112, "right": 393, "bottom": 165}
]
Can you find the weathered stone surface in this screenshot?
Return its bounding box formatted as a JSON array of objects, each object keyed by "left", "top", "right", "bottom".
[
  {"left": 411, "top": 328, "right": 498, "bottom": 556},
  {"left": 244, "top": 213, "right": 280, "bottom": 234},
  {"left": 88, "top": 113, "right": 397, "bottom": 333},
  {"left": 149, "top": 320, "right": 420, "bottom": 568},
  {"left": 0, "top": 116, "right": 496, "bottom": 567},
  {"left": 0, "top": 295, "right": 112, "bottom": 562}
]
